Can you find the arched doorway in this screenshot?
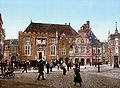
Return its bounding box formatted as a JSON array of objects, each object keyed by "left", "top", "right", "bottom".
[
  {"left": 75, "top": 58, "right": 79, "bottom": 63},
  {"left": 81, "top": 58, "right": 84, "bottom": 65},
  {"left": 87, "top": 58, "right": 90, "bottom": 65}
]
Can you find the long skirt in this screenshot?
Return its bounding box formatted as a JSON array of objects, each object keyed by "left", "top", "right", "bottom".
[{"left": 74, "top": 75, "right": 82, "bottom": 83}]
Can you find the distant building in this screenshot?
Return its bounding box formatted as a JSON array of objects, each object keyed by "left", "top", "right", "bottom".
[
  {"left": 18, "top": 22, "right": 77, "bottom": 64},
  {"left": 108, "top": 22, "right": 120, "bottom": 67},
  {"left": 0, "top": 14, "right": 5, "bottom": 60},
  {"left": 3, "top": 39, "right": 19, "bottom": 64},
  {"left": 70, "top": 21, "right": 103, "bottom": 65}
]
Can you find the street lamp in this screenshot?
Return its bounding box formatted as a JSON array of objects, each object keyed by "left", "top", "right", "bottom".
[{"left": 98, "top": 56, "right": 100, "bottom": 72}]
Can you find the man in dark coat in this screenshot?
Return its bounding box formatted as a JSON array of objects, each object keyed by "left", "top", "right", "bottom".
[
  {"left": 37, "top": 60, "right": 45, "bottom": 80},
  {"left": 46, "top": 62, "right": 50, "bottom": 74},
  {"left": 74, "top": 64, "right": 82, "bottom": 86},
  {"left": 22, "top": 61, "right": 28, "bottom": 73}
]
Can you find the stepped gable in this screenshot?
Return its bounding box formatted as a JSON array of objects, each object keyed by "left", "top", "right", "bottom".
[{"left": 24, "top": 22, "right": 78, "bottom": 35}]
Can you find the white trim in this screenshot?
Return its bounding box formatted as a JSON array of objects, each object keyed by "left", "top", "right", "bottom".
[
  {"left": 50, "top": 44, "right": 56, "bottom": 56},
  {"left": 24, "top": 44, "right": 31, "bottom": 56}
]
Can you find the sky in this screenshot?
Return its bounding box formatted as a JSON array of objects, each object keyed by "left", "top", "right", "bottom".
[{"left": 0, "top": 0, "right": 120, "bottom": 42}]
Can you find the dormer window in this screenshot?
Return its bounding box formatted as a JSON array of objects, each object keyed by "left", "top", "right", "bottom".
[{"left": 26, "top": 37, "right": 30, "bottom": 42}]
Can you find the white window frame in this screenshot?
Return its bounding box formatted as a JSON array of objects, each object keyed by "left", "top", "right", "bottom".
[
  {"left": 50, "top": 44, "right": 56, "bottom": 56},
  {"left": 25, "top": 44, "right": 31, "bottom": 56},
  {"left": 62, "top": 48, "right": 66, "bottom": 55},
  {"left": 81, "top": 46, "right": 85, "bottom": 53},
  {"left": 93, "top": 47, "right": 96, "bottom": 53},
  {"left": 87, "top": 46, "right": 90, "bottom": 53}
]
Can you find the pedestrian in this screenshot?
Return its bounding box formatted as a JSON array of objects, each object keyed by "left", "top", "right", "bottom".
[
  {"left": 62, "top": 62, "right": 67, "bottom": 75},
  {"left": 37, "top": 60, "right": 45, "bottom": 80},
  {"left": 63, "top": 67, "right": 66, "bottom": 75},
  {"left": 46, "top": 62, "right": 50, "bottom": 74},
  {"left": 0, "top": 61, "right": 4, "bottom": 75},
  {"left": 57, "top": 63, "right": 60, "bottom": 70},
  {"left": 50, "top": 63, "right": 53, "bottom": 72},
  {"left": 22, "top": 61, "right": 28, "bottom": 73},
  {"left": 67, "top": 63, "right": 69, "bottom": 71},
  {"left": 74, "top": 64, "right": 82, "bottom": 86}
]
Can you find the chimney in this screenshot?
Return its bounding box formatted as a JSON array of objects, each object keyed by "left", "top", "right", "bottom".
[
  {"left": 87, "top": 21, "right": 90, "bottom": 29},
  {"left": 68, "top": 22, "right": 70, "bottom": 26},
  {"left": 65, "top": 23, "right": 67, "bottom": 25}
]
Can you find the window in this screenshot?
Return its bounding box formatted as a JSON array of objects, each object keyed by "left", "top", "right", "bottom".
[
  {"left": 98, "top": 48, "right": 101, "bottom": 54},
  {"left": 50, "top": 45, "right": 56, "bottom": 56},
  {"left": 87, "top": 47, "right": 90, "bottom": 53},
  {"left": 81, "top": 47, "right": 85, "bottom": 53},
  {"left": 62, "top": 48, "right": 66, "bottom": 55},
  {"left": 75, "top": 46, "right": 79, "bottom": 53},
  {"left": 11, "top": 47, "right": 16, "bottom": 53},
  {"left": 36, "top": 39, "right": 46, "bottom": 45},
  {"left": 52, "top": 38, "right": 55, "bottom": 43},
  {"left": 25, "top": 44, "right": 31, "bottom": 56},
  {"left": 5, "top": 45, "right": 9, "bottom": 50},
  {"left": 93, "top": 47, "right": 96, "bottom": 53},
  {"left": 26, "top": 37, "right": 30, "bottom": 42}
]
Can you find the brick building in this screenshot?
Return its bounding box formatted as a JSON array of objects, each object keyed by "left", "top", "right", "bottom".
[
  {"left": 0, "top": 14, "right": 5, "bottom": 60},
  {"left": 108, "top": 23, "right": 120, "bottom": 67},
  {"left": 18, "top": 22, "right": 77, "bottom": 64},
  {"left": 69, "top": 21, "right": 103, "bottom": 65},
  {"left": 3, "top": 39, "right": 19, "bottom": 65}
]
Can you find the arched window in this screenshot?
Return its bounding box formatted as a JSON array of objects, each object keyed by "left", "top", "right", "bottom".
[
  {"left": 75, "top": 46, "right": 79, "bottom": 53},
  {"left": 50, "top": 45, "right": 56, "bottom": 56}
]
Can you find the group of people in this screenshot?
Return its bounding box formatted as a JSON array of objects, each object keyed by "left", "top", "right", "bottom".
[
  {"left": 0, "top": 61, "right": 14, "bottom": 78},
  {"left": 0, "top": 60, "right": 82, "bottom": 87}
]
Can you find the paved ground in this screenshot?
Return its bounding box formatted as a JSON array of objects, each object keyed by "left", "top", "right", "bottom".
[{"left": 0, "top": 65, "right": 120, "bottom": 88}]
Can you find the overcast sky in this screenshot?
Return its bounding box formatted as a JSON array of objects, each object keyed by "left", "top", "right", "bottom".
[{"left": 0, "top": 0, "right": 120, "bottom": 42}]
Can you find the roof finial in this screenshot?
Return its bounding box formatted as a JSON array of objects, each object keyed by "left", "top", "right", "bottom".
[
  {"left": 115, "top": 22, "right": 118, "bottom": 33},
  {"left": 31, "top": 19, "right": 32, "bottom": 23}
]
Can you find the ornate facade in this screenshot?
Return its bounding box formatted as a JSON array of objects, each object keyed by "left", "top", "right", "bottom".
[
  {"left": 108, "top": 23, "right": 120, "bottom": 67},
  {"left": 70, "top": 21, "right": 103, "bottom": 65},
  {"left": 18, "top": 22, "right": 77, "bottom": 63},
  {"left": 3, "top": 39, "right": 19, "bottom": 65}
]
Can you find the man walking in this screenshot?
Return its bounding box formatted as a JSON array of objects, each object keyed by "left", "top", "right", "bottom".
[
  {"left": 46, "top": 62, "right": 50, "bottom": 74},
  {"left": 22, "top": 61, "right": 28, "bottom": 73},
  {"left": 37, "top": 60, "right": 45, "bottom": 80}
]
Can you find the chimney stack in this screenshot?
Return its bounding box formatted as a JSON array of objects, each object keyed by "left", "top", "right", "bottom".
[
  {"left": 87, "top": 21, "right": 90, "bottom": 29},
  {"left": 65, "top": 23, "right": 67, "bottom": 25},
  {"left": 68, "top": 22, "right": 70, "bottom": 26}
]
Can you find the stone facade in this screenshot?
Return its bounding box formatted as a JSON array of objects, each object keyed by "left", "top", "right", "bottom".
[
  {"left": 18, "top": 22, "right": 77, "bottom": 63},
  {"left": 3, "top": 39, "right": 19, "bottom": 64},
  {"left": 70, "top": 21, "right": 103, "bottom": 65}
]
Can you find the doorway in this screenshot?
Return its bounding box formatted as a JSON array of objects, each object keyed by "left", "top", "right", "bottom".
[{"left": 39, "top": 52, "right": 42, "bottom": 59}]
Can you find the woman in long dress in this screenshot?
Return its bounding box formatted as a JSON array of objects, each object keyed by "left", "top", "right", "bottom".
[{"left": 74, "top": 64, "right": 82, "bottom": 86}]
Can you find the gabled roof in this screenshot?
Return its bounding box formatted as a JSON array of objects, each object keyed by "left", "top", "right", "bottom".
[
  {"left": 86, "top": 29, "right": 100, "bottom": 45},
  {"left": 10, "top": 39, "right": 19, "bottom": 45},
  {"left": 24, "top": 22, "right": 78, "bottom": 35}
]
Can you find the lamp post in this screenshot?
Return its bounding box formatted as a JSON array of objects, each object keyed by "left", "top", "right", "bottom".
[{"left": 98, "top": 57, "right": 100, "bottom": 72}]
